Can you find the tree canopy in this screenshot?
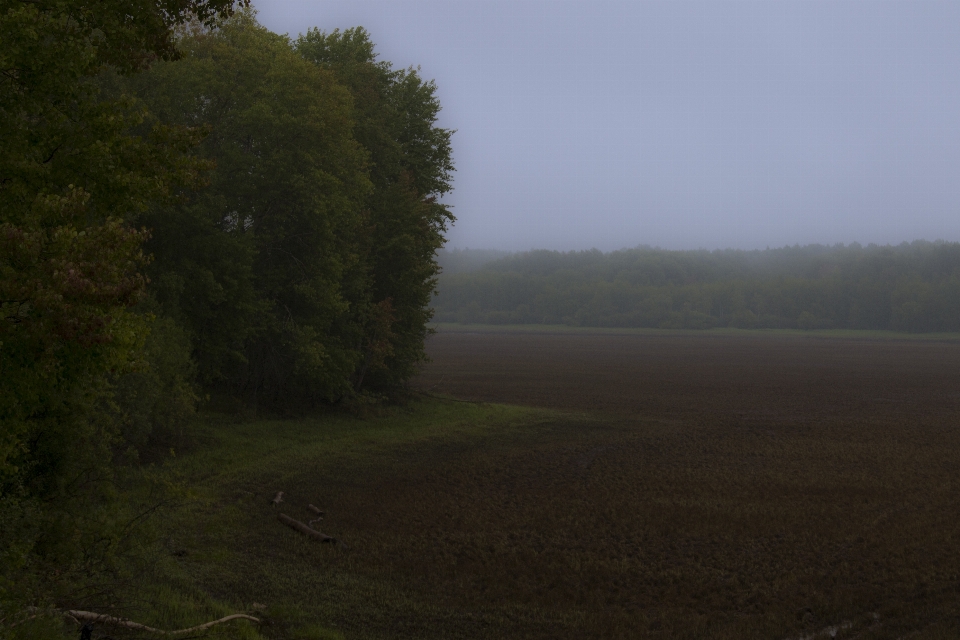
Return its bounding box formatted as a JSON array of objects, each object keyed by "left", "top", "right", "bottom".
[
  {"left": 296, "top": 26, "right": 455, "bottom": 389},
  {"left": 1, "top": 0, "right": 239, "bottom": 622},
  {"left": 125, "top": 17, "right": 455, "bottom": 406}
]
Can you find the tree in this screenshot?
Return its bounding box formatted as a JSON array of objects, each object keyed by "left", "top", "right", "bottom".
[
  {"left": 128, "top": 13, "right": 372, "bottom": 405},
  {"left": 296, "top": 27, "right": 455, "bottom": 390},
  {"left": 128, "top": 19, "right": 456, "bottom": 407},
  {"left": 0, "top": 0, "right": 239, "bottom": 621}
]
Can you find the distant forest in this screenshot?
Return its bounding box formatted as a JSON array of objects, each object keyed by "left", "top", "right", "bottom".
[{"left": 435, "top": 242, "right": 960, "bottom": 332}]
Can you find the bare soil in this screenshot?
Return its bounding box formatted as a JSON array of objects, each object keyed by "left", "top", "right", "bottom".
[
  {"left": 416, "top": 329, "right": 960, "bottom": 424},
  {"left": 386, "top": 328, "right": 960, "bottom": 638}
]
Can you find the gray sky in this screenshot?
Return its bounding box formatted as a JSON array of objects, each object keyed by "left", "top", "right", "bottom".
[{"left": 253, "top": 0, "right": 960, "bottom": 251}]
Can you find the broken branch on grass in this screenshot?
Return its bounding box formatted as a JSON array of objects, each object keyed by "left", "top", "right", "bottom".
[
  {"left": 55, "top": 610, "right": 259, "bottom": 635},
  {"left": 278, "top": 513, "right": 346, "bottom": 548},
  {"left": 307, "top": 504, "right": 325, "bottom": 528},
  {"left": 271, "top": 491, "right": 284, "bottom": 506}
]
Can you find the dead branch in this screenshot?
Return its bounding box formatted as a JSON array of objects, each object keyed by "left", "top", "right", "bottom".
[
  {"left": 278, "top": 513, "right": 346, "bottom": 547},
  {"left": 271, "top": 491, "right": 284, "bottom": 506},
  {"left": 307, "top": 504, "right": 324, "bottom": 528},
  {"left": 63, "top": 611, "right": 259, "bottom": 635}
]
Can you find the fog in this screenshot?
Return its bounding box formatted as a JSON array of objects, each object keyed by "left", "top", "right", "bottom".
[{"left": 254, "top": 0, "right": 960, "bottom": 252}]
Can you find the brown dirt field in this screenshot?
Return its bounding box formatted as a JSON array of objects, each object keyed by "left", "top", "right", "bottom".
[
  {"left": 415, "top": 329, "right": 960, "bottom": 424},
  {"left": 378, "top": 328, "right": 960, "bottom": 638}
]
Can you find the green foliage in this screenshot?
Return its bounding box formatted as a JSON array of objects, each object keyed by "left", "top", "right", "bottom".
[
  {"left": 434, "top": 242, "right": 960, "bottom": 332},
  {"left": 128, "top": 14, "right": 371, "bottom": 405},
  {"left": 296, "top": 27, "right": 455, "bottom": 391},
  {"left": 0, "top": 0, "right": 239, "bottom": 484},
  {"left": 117, "top": 19, "right": 456, "bottom": 408},
  {"left": 3, "top": 1, "right": 455, "bottom": 630},
  {"left": 113, "top": 311, "right": 199, "bottom": 455},
  {"left": 0, "top": 0, "right": 239, "bottom": 625}
]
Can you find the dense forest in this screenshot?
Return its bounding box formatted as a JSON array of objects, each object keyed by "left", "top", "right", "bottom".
[
  {"left": 1, "top": 0, "right": 451, "bottom": 630},
  {"left": 435, "top": 242, "right": 960, "bottom": 332}
]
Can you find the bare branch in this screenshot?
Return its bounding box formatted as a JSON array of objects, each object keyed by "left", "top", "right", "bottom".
[
  {"left": 278, "top": 513, "right": 346, "bottom": 547},
  {"left": 65, "top": 610, "right": 260, "bottom": 635}
]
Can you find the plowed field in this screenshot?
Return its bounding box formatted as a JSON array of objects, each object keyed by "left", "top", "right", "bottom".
[
  {"left": 417, "top": 328, "right": 960, "bottom": 424},
  {"left": 392, "top": 327, "right": 960, "bottom": 638}
]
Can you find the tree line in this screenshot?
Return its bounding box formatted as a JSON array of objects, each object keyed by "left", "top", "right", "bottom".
[
  {"left": 435, "top": 242, "right": 960, "bottom": 332},
  {"left": 1, "top": 1, "right": 452, "bottom": 628}
]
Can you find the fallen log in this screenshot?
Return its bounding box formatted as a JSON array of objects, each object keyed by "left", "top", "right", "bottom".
[
  {"left": 65, "top": 610, "right": 259, "bottom": 635},
  {"left": 278, "top": 513, "right": 346, "bottom": 547}
]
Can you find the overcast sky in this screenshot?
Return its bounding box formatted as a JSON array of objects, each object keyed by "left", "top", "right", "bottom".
[{"left": 253, "top": 0, "right": 960, "bottom": 252}]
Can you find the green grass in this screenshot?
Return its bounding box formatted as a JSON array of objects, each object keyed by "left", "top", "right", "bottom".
[
  {"left": 121, "top": 399, "right": 559, "bottom": 640},
  {"left": 431, "top": 321, "right": 960, "bottom": 342}
]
